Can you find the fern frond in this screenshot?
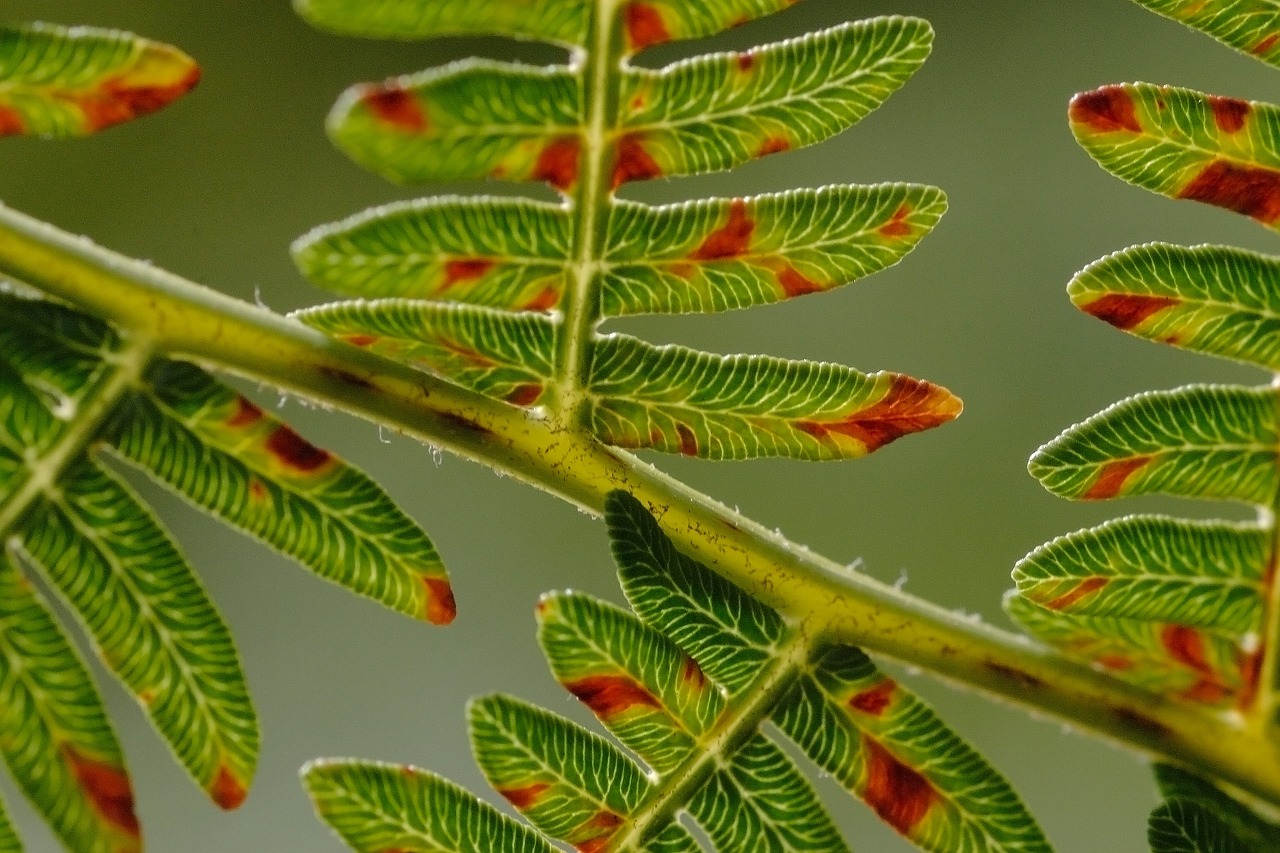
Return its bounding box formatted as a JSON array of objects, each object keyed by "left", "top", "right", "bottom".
[
  {"left": 307, "top": 491, "right": 1051, "bottom": 853},
  {"left": 1147, "top": 764, "right": 1278, "bottom": 852}
]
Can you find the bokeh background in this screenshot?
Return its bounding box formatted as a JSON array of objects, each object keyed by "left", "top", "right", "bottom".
[{"left": 4, "top": 1, "right": 1277, "bottom": 850}]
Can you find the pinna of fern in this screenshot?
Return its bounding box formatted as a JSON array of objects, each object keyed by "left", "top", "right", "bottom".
[
  {"left": 1012, "top": 1, "right": 1280, "bottom": 850},
  {"left": 0, "top": 21, "right": 458, "bottom": 853}
]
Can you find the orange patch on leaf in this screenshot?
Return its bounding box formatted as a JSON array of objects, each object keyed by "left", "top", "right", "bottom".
[
  {"left": 1236, "top": 649, "right": 1263, "bottom": 710},
  {"left": 849, "top": 680, "right": 896, "bottom": 716},
  {"left": 265, "top": 426, "right": 332, "bottom": 473},
  {"left": 676, "top": 423, "right": 699, "bottom": 456},
  {"left": 499, "top": 782, "right": 550, "bottom": 810},
  {"left": 1096, "top": 653, "right": 1133, "bottom": 671},
  {"left": 1178, "top": 160, "right": 1280, "bottom": 224},
  {"left": 532, "top": 136, "right": 581, "bottom": 190},
  {"left": 343, "top": 333, "right": 380, "bottom": 347},
  {"left": 775, "top": 264, "right": 824, "bottom": 297},
  {"left": 1082, "top": 455, "right": 1152, "bottom": 500},
  {"left": 878, "top": 204, "right": 913, "bottom": 238},
  {"left": 1209, "top": 96, "right": 1250, "bottom": 134},
  {"left": 1080, "top": 293, "right": 1180, "bottom": 330},
  {"left": 796, "top": 375, "right": 961, "bottom": 453},
  {"left": 505, "top": 384, "right": 544, "bottom": 407},
  {"left": 691, "top": 200, "right": 754, "bottom": 261},
  {"left": 681, "top": 657, "right": 708, "bottom": 689},
  {"left": 248, "top": 478, "right": 267, "bottom": 502},
  {"left": 1070, "top": 86, "right": 1141, "bottom": 134},
  {"left": 612, "top": 134, "right": 663, "bottom": 188},
  {"left": 523, "top": 286, "right": 560, "bottom": 312},
  {"left": 210, "top": 763, "right": 248, "bottom": 810},
  {"left": 565, "top": 674, "right": 661, "bottom": 718},
  {"left": 861, "top": 737, "right": 936, "bottom": 836},
  {"left": 623, "top": 3, "right": 671, "bottom": 51},
  {"left": 1161, "top": 625, "right": 1212, "bottom": 674},
  {"left": 360, "top": 84, "right": 427, "bottom": 133},
  {"left": 80, "top": 64, "right": 201, "bottom": 132},
  {"left": 1254, "top": 33, "right": 1280, "bottom": 55},
  {"left": 423, "top": 577, "right": 457, "bottom": 625},
  {"left": 1045, "top": 576, "right": 1109, "bottom": 611},
  {"left": 226, "top": 396, "right": 265, "bottom": 428},
  {"left": 1181, "top": 679, "right": 1232, "bottom": 704},
  {"left": 736, "top": 52, "right": 756, "bottom": 72},
  {"left": 0, "top": 106, "right": 25, "bottom": 136},
  {"left": 441, "top": 259, "right": 495, "bottom": 290},
  {"left": 64, "top": 746, "right": 140, "bottom": 835},
  {"left": 758, "top": 136, "right": 791, "bottom": 156}
]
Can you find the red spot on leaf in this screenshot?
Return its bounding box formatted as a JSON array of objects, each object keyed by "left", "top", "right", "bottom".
[
  {"left": 1178, "top": 160, "right": 1280, "bottom": 223},
  {"left": 211, "top": 763, "right": 247, "bottom": 810},
  {"left": 575, "top": 811, "right": 626, "bottom": 853},
  {"left": 79, "top": 65, "right": 201, "bottom": 133},
  {"left": 758, "top": 136, "right": 791, "bottom": 156},
  {"left": 1162, "top": 625, "right": 1212, "bottom": 674},
  {"left": 266, "top": 426, "right": 332, "bottom": 473},
  {"left": 442, "top": 259, "right": 495, "bottom": 290},
  {"left": 736, "top": 52, "right": 756, "bottom": 72},
  {"left": 796, "top": 375, "right": 961, "bottom": 453},
  {"left": 565, "top": 674, "right": 660, "bottom": 717},
  {"left": 423, "top": 577, "right": 456, "bottom": 625},
  {"left": 776, "top": 264, "right": 824, "bottom": 297},
  {"left": 623, "top": 3, "right": 671, "bottom": 51},
  {"left": 360, "top": 83, "right": 427, "bottom": 133},
  {"left": 441, "top": 340, "right": 496, "bottom": 368},
  {"left": 1070, "top": 86, "right": 1141, "bottom": 134},
  {"left": 612, "top": 134, "right": 663, "bottom": 188},
  {"left": 1254, "top": 33, "right": 1280, "bottom": 55},
  {"left": 1082, "top": 456, "right": 1152, "bottom": 500},
  {"left": 681, "top": 657, "right": 707, "bottom": 689},
  {"left": 226, "top": 396, "right": 264, "bottom": 428},
  {"left": 499, "top": 782, "right": 550, "bottom": 810},
  {"left": 248, "top": 478, "right": 267, "bottom": 502},
  {"left": 878, "top": 204, "right": 913, "bottom": 238},
  {"left": 1181, "top": 679, "right": 1231, "bottom": 704},
  {"left": 1209, "top": 96, "right": 1250, "bottom": 133},
  {"left": 532, "top": 136, "right": 581, "bottom": 190},
  {"left": 0, "top": 106, "right": 25, "bottom": 136},
  {"left": 1096, "top": 653, "right": 1133, "bottom": 671},
  {"left": 343, "top": 334, "right": 380, "bottom": 347},
  {"left": 691, "top": 200, "right": 754, "bottom": 261},
  {"left": 861, "top": 737, "right": 936, "bottom": 836},
  {"left": 849, "top": 680, "right": 896, "bottom": 716},
  {"left": 1045, "top": 577, "right": 1109, "bottom": 611},
  {"left": 505, "top": 384, "right": 544, "bottom": 407},
  {"left": 64, "top": 746, "right": 139, "bottom": 835},
  {"left": 1237, "top": 649, "right": 1263, "bottom": 709},
  {"left": 1081, "top": 293, "right": 1180, "bottom": 330},
  {"left": 676, "top": 424, "right": 699, "bottom": 456}
]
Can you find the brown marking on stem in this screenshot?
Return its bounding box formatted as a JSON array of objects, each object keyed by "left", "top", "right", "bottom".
[
  {"left": 1082, "top": 456, "right": 1153, "bottom": 500},
  {"left": 533, "top": 136, "right": 582, "bottom": 191},
  {"left": 0, "top": 106, "right": 25, "bottom": 136},
  {"left": 612, "top": 134, "right": 663, "bottom": 188},
  {"left": 676, "top": 424, "right": 699, "bottom": 456},
  {"left": 796, "top": 376, "right": 961, "bottom": 453},
  {"left": 343, "top": 333, "right": 380, "bottom": 348},
  {"left": 1209, "top": 95, "right": 1250, "bottom": 134},
  {"left": 985, "top": 661, "right": 1047, "bottom": 691},
  {"left": 1045, "top": 576, "right": 1109, "bottom": 611},
  {"left": 319, "top": 365, "right": 374, "bottom": 390},
  {"left": 439, "top": 411, "right": 494, "bottom": 438},
  {"left": 505, "top": 384, "right": 544, "bottom": 407},
  {"left": 226, "top": 396, "right": 264, "bottom": 428},
  {"left": 499, "top": 782, "right": 550, "bottom": 810},
  {"left": 1112, "top": 707, "right": 1172, "bottom": 740},
  {"left": 758, "top": 136, "right": 791, "bottom": 156},
  {"left": 523, "top": 285, "right": 560, "bottom": 312},
  {"left": 623, "top": 3, "right": 671, "bottom": 51},
  {"left": 1236, "top": 649, "right": 1263, "bottom": 709},
  {"left": 210, "top": 763, "right": 248, "bottom": 810},
  {"left": 265, "top": 426, "right": 333, "bottom": 473},
  {"left": 423, "top": 577, "right": 457, "bottom": 625},
  {"left": 1070, "top": 86, "right": 1141, "bottom": 133},
  {"left": 878, "top": 204, "right": 913, "bottom": 238},
  {"left": 1254, "top": 33, "right": 1280, "bottom": 55},
  {"left": 64, "top": 746, "right": 140, "bottom": 835},
  {"left": 776, "top": 263, "right": 823, "bottom": 297},
  {"left": 1080, "top": 293, "right": 1181, "bottom": 330},
  {"left": 1096, "top": 653, "right": 1133, "bottom": 671},
  {"left": 1178, "top": 160, "right": 1280, "bottom": 223},
  {"left": 359, "top": 83, "right": 427, "bottom": 133},
  {"left": 565, "top": 674, "right": 661, "bottom": 717},
  {"left": 80, "top": 64, "right": 202, "bottom": 132},
  {"left": 691, "top": 200, "right": 754, "bottom": 260},
  {"left": 848, "top": 680, "right": 896, "bottom": 715},
  {"left": 860, "top": 737, "right": 936, "bottom": 836},
  {"left": 441, "top": 259, "right": 495, "bottom": 290}
]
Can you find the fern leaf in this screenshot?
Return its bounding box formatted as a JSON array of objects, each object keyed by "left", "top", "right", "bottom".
[
  {"left": 292, "top": 0, "right": 591, "bottom": 46},
  {"left": 1148, "top": 801, "right": 1255, "bottom": 853},
  {"left": 1028, "top": 385, "right": 1276, "bottom": 503},
  {"left": 1152, "top": 765, "right": 1280, "bottom": 850},
  {"left": 307, "top": 491, "right": 1051, "bottom": 853},
  {"left": 589, "top": 336, "right": 961, "bottom": 460},
  {"left": 1129, "top": 0, "right": 1280, "bottom": 69},
  {"left": 0, "top": 553, "right": 137, "bottom": 852},
  {"left": 291, "top": 197, "right": 570, "bottom": 310},
  {"left": 615, "top": 19, "right": 930, "bottom": 184},
  {"left": 0, "top": 801, "right": 18, "bottom": 853},
  {"left": 1069, "top": 244, "right": 1280, "bottom": 369},
  {"left": 602, "top": 186, "right": 946, "bottom": 315},
  {"left": 1070, "top": 83, "right": 1280, "bottom": 228}
]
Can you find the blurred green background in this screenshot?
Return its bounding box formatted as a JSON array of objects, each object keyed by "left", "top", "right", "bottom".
[{"left": 4, "top": 1, "right": 1277, "bottom": 850}]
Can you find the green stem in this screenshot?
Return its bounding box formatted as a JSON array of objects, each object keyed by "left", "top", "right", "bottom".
[{"left": 1, "top": 201, "right": 1278, "bottom": 803}]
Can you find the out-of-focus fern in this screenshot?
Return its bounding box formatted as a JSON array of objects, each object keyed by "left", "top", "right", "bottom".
[
  {"left": 0, "top": 22, "right": 454, "bottom": 852},
  {"left": 305, "top": 491, "right": 1050, "bottom": 853},
  {"left": 1012, "top": 1, "right": 1280, "bottom": 849}
]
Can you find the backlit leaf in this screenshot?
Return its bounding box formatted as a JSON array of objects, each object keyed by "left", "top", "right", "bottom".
[
  {"left": 1130, "top": 0, "right": 1280, "bottom": 69},
  {"left": 0, "top": 23, "right": 198, "bottom": 137},
  {"left": 1148, "top": 800, "right": 1254, "bottom": 853},
  {"left": 615, "top": 0, "right": 799, "bottom": 52},
  {"left": 293, "top": 0, "right": 589, "bottom": 46},
  {"left": 1069, "top": 243, "right": 1280, "bottom": 370}
]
